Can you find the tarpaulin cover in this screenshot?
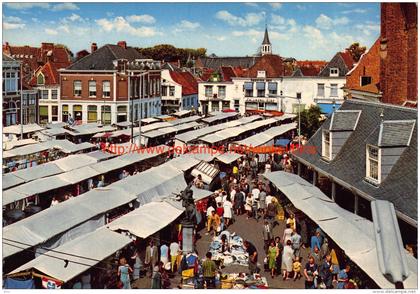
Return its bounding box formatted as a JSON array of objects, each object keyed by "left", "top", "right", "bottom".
[
  {"left": 235, "top": 123, "right": 296, "bottom": 147},
  {"left": 107, "top": 201, "right": 184, "bottom": 238},
  {"left": 8, "top": 228, "right": 131, "bottom": 283},
  {"left": 3, "top": 186, "right": 135, "bottom": 258},
  {"left": 4, "top": 278, "right": 35, "bottom": 289},
  {"left": 263, "top": 171, "right": 418, "bottom": 289}
]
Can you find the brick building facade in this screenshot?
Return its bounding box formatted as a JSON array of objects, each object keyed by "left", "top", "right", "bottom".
[
  {"left": 380, "top": 3, "right": 417, "bottom": 106},
  {"left": 60, "top": 41, "right": 161, "bottom": 124}
]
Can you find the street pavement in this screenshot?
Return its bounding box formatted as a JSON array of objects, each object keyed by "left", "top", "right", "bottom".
[{"left": 132, "top": 212, "right": 309, "bottom": 289}]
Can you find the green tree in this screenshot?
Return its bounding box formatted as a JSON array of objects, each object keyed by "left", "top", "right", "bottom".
[
  {"left": 296, "top": 105, "right": 323, "bottom": 138},
  {"left": 347, "top": 42, "right": 366, "bottom": 62},
  {"left": 137, "top": 44, "right": 207, "bottom": 66}
]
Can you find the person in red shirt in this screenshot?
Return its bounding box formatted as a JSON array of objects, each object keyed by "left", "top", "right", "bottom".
[{"left": 216, "top": 202, "right": 224, "bottom": 217}]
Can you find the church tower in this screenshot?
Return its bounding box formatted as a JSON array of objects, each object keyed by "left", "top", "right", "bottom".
[{"left": 261, "top": 26, "right": 272, "bottom": 56}]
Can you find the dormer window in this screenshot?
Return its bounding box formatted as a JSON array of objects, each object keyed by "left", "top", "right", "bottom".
[
  {"left": 257, "top": 71, "right": 266, "bottom": 78},
  {"left": 361, "top": 76, "right": 372, "bottom": 86},
  {"left": 37, "top": 73, "right": 45, "bottom": 85},
  {"left": 366, "top": 145, "right": 380, "bottom": 184},
  {"left": 322, "top": 130, "right": 331, "bottom": 160},
  {"left": 330, "top": 68, "right": 339, "bottom": 77}
]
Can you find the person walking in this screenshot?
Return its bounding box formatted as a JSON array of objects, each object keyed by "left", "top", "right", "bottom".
[
  {"left": 151, "top": 264, "right": 162, "bottom": 289},
  {"left": 282, "top": 224, "right": 293, "bottom": 246},
  {"left": 319, "top": 255, "right": 333, "bottom": 289},
  {"left": 206, "top": 204, "right": 215, "bottom": 235},
  {"left": 223, "top": 196, "right": 233, "bottom": 227},
  {"left": 286, "top": 213, "right": 297, "bottom": 231},
  {"left": 281, "top": 240, "right": 294, "bottom": 280},
  {"left": 169, "top": 241, "right": 180, "bottom": 272},
  {"left": 274, "top": 236, "right": 283, "bottom": 277},
  {"left": 202, "top": 252, "right": 217, "bottom": 289},
  {"left": 337, "top": 265, "right": 350, "bottom": 289},
  {"left": 244, "top": 240, "right": 259, "bottom": 274},
  {"left": 118, "top": 257, "right": 133, "bottom": 289},
  {"left": 234, "top": 189, "right": 244, "bottom": 215},
  {"left": 262, "top": 220, "right": 273, "bottom": 253},
  {"left": 291, "top": 230, "right": 302, "bottom": 258},
  {"left": 145, "top": 240, "right": 158, "bottom": 277},
  {"left": 310, "top": 231, "right": 322, "bottom": 253},
  {"left": 304, "top": 256, "right": 319, "bottom": 289},
  {"left": 267, "top": 240, "right": 279, "bottom": 279},
  {"left": 245, "top": 193, "right": 253, "bottom": 219},
  {"left": 209, "top": 210, "right": 221, "bottom": 237},
  {"left": 266, "top": 198, "right": 277, "bottom": 226},
  {"left": 258, "top": 186, "right": 267, "bottom": 216}
]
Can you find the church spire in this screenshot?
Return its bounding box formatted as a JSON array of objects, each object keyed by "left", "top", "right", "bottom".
[{"left": 261, "top": 25, "right": 272, "bottom": 55}]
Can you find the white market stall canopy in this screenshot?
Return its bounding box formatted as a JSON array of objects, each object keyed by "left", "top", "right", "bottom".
[
  {"left": 3, "top": 140, "right": 95, "bottom": 159},
  {"left": 175, "top": 115, "right": 261, "bottom": 144},
  {"left": 263, "top": 171, "right": 418, "bottom": 289},
  {"left": 8, "top": 227, "right": 131, "bottom": 283},
  {"left": 3, "top": 124, "right": 44, "bottom": 135},
  {"left": 168, "top": 115, "right": 202, "bottom": 125},
  {"left": 172, "top": 110, "right": 192, "bottom": 118},
  {"left": 65, "top": 123, "right": 117, "bottom": 137},
  {"left": 3, "top": 146, "right": 169, "bottom": 204},
  {"left": 107, "top": 200, "right": 184, "bottom": 239},
  {"left": 234, "top": 122, "right": 297, "bottom": 147},
  {"left": 113, "top": 164, "right": 187, "bottom": 205},
  {"left": 200, "top": 117, "right": 280, "bottom": 145},
  {"left": 141, "top": 117, "right": 160, "bottom": 124},
  {"left": 202, "top": 112, "right": 238, "bottom": 124},
  {"left": 3, "top": 186, "right": 136, "bottom": 259},
  {"left": 142, "top": 122, "right": 201, "bottom": 139},
  {"left": 3, "top": 139, "right": 38, "bottom": 151},
  {"left": 2, "top": 153, "right": 200, "bottom": 259},
  {"left": 215, "top": 152, "right": 244, "bottom": 164},
  {"left": 3, "top": 153, "right": 111, "bottom": 190}
]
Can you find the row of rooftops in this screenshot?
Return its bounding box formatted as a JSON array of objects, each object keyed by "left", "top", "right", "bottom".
[{"left": 3, "top": 39, "right": 357, "bottom": 89}]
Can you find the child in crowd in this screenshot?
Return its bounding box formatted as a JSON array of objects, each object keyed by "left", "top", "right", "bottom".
[{"left": 293, "top": 256, "right": 302, "bottom": 281}]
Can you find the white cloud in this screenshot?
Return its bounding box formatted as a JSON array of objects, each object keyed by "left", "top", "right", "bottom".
[
  {"left": 244, "top": 3, "right": 259, "bottom": 7},
  {"left": 6, "top": 2, "right": 78, "bottom": 11},
  {"left": 6, "top": 3, "right": 50, "bottom": 10},
  {"left": 50, "top": 3, "right": 79, "bottom": 11},
  {"left": 268, "top": 3, "right": 282, "bottom": 10},
  {"left": 31, "top": 17, "right": 39, "bottom": 23},
  {"left": 302, "top": 25, "right": 326, "bottom": 49},
  {"left": 126, "top": 14, "right": 156, "bottom": 24},
  {"left": 315, "top": 14, "right": 349, "bottom": 30},
  {"left": 271, "top": 14, "right": 285, "bottom": 25},
  {"left": 58, "top": 25, "right": 70, "bottom": 33},
  {"left": 342, "top": 9, "right": 367, "bottom": 14},
  {"left": 45, "top": 28, "right": 58, "bottom": 35},
  {"left": 68, "top": 13, "right": 81, "bottom": 22},
  {"left": 296, "top": 4, "right": 306, "bottom": 10},
  {"left": 96, "top": 16, "right": 158, "bottom": 37},
  {"left": 356, "top": 23, "right": 380, "bottom": 36},
  {"left": 3, "top": 22, "right": 25, "bottom": 30},
  {"left": 215, "top": 10, "right": 264, "bottom": 27},
  {"left": 174, "top": 20, "right": 200, "bottom": 33},
  {"left": 3, "top": 15, "right": 25, "bottom": 30},
  {"left": 303, "top": 25, "right": 356, "bottom": 51}
]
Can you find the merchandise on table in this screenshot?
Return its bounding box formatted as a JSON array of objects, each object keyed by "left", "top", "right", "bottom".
[
  {"left": 220, "top": 273, "right": 268, "bottom": 289},
  {"left": 208, "top": 231, "right": 249, "bottom": 266}
]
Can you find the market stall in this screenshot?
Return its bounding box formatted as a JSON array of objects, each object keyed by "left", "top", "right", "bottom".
[{"left": 208, "top": 231, "right": 248, "bottom": 267}]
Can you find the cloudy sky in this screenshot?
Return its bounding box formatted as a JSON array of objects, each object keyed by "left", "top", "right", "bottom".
[{"left": 3, "top": 2, "right": 380, "bottom": 60}]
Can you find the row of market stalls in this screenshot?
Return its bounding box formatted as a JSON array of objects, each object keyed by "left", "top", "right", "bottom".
[
  {"left": 2, "top": 140, "right": 96, "bottom": 173},
  {"left": 3, "top": 151, "right": 116, "bottom": 190},
  {"left": 263, "top": 171, "right": 418, "bottom": 289},
  {"left": 4, "top": 153, "right": 217, "bottom": 287},
  {"left": 2, "top": 146, "right": 171, "bottom": 223}
]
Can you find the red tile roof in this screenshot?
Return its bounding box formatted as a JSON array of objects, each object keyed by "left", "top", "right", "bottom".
[
  {"left": 296, "top": 60, "right": 327, "bottom": 76},
  {"left": 3, "top": 42, "right": 72, "bottom": 82},
  {"left": 340, "top": 50, "right": 356, "bottom": 70},
  {"left": 243, "top": 54, "right": 286, "bottom": 78},
  {"left": 200, "top": 68, "right": 214, "bottom": 82},
  {"left": 29, "top": 61, "right": 71, "bottom": 86},
  {"left": 220, "top": 66, "right": 238, "bottom": 82},
  {"left": 169, "top": 71, "right": 198, "bottom": 96}
]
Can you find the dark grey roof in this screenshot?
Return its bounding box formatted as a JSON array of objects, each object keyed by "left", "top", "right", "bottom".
[
  {"left": 329, "top": 110, "right": 361, "bottom": 131},
  {"left": 293, "top": 100, "right": 418, "bottom": 220},
  {"left": 262, "top": 27, "right": 271, "bottom": 45},
  {"left": 197, "top": 56, "right": 259, "bottom": 70},
  {"left": 66, "top": 44, "right": 144, "bottom": 71},
  {"left": 292, "top": 68, "right": 303, "bottom": 77},
  {"left": 3, "top": 53, "right": 15, "bottom": 61},
  {"left": 318, "top": 52, "right": 350, "bottom": 77},
  {"left": 379, "top": 120, "right": 416, "bottom": 147}
]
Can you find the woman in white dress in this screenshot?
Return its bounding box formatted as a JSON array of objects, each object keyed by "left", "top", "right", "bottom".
[
  {"left": 282, "top": 223, "right": 294, "bottom": 245},
  {"left": 281, "top": 240, "right": 294, "bottom": 280},
  {"left": 223, "top": 196, "right": 233, "bottom": 227}
]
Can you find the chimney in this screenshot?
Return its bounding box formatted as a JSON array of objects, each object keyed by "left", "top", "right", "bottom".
[
  {"left": 117, "top": 41, "right": 127, "bottom": 49},
  {"left": 91, "top": 43, "right": 97, "bottom": 53}
]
